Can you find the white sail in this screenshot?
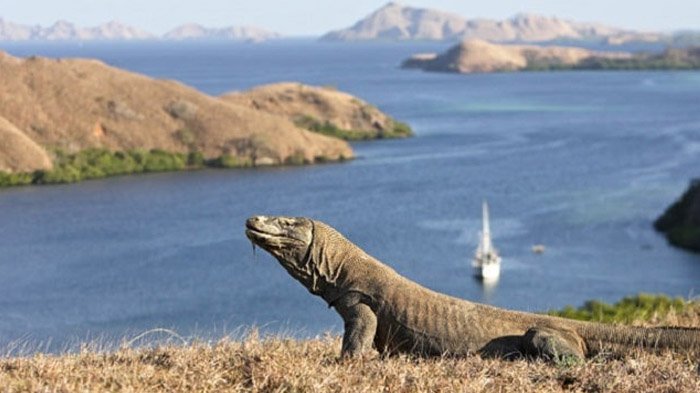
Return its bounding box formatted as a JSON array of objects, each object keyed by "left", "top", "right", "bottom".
[
  {"left": 481, "top": 201, "right": 492, "bottom": 252},
  {"left": 472, "top": 200, "right": 501, "bottom": 281}
]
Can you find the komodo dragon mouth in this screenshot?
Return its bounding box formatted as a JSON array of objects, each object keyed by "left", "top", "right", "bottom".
[{"left": 245, "top": 215, "right": 317, "bottom": 290}]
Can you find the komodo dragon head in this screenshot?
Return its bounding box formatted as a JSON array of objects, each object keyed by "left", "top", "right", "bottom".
[
  {"left": 245, "top": 215, "right": 318, "bottom": 290},
  {"left": 245, "top": 215, "right": 357, "bottom": 298}
]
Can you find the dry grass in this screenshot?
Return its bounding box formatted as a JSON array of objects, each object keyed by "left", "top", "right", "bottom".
[{"left": 0, "top": 333, "right": 698, "bottom": 393}]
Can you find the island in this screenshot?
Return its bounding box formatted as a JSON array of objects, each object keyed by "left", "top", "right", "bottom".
[
  {"left": 655, "top": 180, "right": 700, "bottom": 253},
  {"left": 0, "top": 52, "right": 408, "bottom": 187},
  {"left": 402, "top": 39, "right": 700, "bottom": 73}
]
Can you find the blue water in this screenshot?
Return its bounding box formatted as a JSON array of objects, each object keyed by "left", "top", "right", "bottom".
[{"left": 1, "top": 41, "right": 699, "bottom": 351}]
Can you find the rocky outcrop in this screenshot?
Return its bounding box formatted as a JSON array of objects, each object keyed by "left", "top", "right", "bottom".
[
  {"left": 220, "top": 83, "right": 412, "bottom": 140},
  {"left": 402, "top": 39, "right": 631, "bottom": 73},
  {"left": 321, "top": 2, "right": 656, "bottom": 44},
  {"left": 655, "top": 180, "right": 700, "bottom": 253},
  {"left": 0, "top": 51, "right": 352, "bottom": 174}
]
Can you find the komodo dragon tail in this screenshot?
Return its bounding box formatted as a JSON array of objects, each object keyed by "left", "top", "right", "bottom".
[{"left": 575, "top": 322, "right": 700, "bottom": 356}]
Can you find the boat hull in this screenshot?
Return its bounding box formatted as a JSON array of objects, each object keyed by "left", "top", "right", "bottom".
[{"left": 474, "top": 261, "right": 500, "bottom": 281}]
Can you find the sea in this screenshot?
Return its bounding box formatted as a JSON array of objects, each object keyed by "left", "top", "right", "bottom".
[{"left": 1, "top": 40, "right": 699, "bottom": 352}]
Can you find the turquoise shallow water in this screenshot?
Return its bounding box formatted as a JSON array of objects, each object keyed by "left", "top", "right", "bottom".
[{"left": 0, "top": 41, "right": 699, "bottom": 351}]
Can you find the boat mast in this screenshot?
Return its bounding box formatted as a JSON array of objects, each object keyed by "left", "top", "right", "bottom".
[{"left": 482, "top": 201, "right": 492, "bottom": 252}]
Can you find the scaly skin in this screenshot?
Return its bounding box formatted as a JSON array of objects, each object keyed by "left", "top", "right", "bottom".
[{"left": 245, "top": 216, "right": 700, "bottom": 360}]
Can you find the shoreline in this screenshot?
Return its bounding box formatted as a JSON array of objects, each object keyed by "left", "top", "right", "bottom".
[{"left": 0, "top": 148, "right": 352, "bottom": 188}]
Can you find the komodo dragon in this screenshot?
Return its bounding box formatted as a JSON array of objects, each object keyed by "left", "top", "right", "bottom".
[{"left": 245, "top": 215, "right": 700, "bottom": 361}]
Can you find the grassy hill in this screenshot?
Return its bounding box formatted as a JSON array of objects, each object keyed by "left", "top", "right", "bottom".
[
  {"left": 0, "top": 52, "right": 358, "bottom": 186},
  {"left": 221, "top": 83, "right": 412, "bottom": 141}
]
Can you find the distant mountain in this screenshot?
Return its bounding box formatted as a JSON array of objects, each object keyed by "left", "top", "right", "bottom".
[
  {"left": 321, "top": 2, "right": 664, "bottom": 44},
  {"left": 163, "top": 23, "right": 281, "bottom": 42},
  {"left": 0, "top": 18, "right": 34, "bottom": 40},
  {"left": 0, "top": 18, "right": 154, "bottom": 41},
  {"left": 0, "top": 18, "right": 281, "bottom": 42}
]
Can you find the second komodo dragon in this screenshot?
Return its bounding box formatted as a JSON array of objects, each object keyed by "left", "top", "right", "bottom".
[{"left": 245, "top": 215, "right": 700, "bottom": 360}]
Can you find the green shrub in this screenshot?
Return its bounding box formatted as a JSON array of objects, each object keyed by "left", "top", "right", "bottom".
[
  {"left": 523, "top": 49, "right": 700, "bottom": 72},
  {"left": 387, "top": 120, "right": 413, "bottom": 138},
  {"left": 548, "top": 294, "right": 689, "bottom": 324},
  {"left": 285, "top": 151, "right": 308, "bottom": 166},
  {"left": 34, "top": 165, "right": 82, "bottom": 184},
  {"left": 1, "top": 144, "right": 346, "bottom": 188},
  {"left": 174, "top": 128, "right": 198, "bottom": 150},
  {"left": 0, "top": 171, "right": 33, "bottom": 187},
  {"left": 294, "top": 115, "right": 413, "bottom": 141},
  {"left": 141, "top": 149, "right": 186, "bottom": 172},
  {"left": 207, "top": 155, "right": 252, "bottom": 168},
  {"left": 187, "top": 151, "right": 205, "bottom": 167}
]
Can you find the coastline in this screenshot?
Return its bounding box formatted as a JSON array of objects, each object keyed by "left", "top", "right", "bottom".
[{"left": 0, "top": 148, "right": 351, "bottom": 188}]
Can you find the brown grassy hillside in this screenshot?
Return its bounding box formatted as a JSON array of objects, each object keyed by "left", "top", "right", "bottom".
[
  {"left": 0, "top": 334, "right": 698, "bottom": 392},
  {"left": 0, "top": 115, "right": 53, "bottom": 172},
  {"left": 0, "top": 52, "right": 352, "bottom": 173},
  {"left": 221, "top": 82, "right": 412, "bottom": 140}
]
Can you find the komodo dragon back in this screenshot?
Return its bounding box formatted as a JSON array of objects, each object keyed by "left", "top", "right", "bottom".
[{"left": 246, "top": 215, "right": 700, "bottom": 362}]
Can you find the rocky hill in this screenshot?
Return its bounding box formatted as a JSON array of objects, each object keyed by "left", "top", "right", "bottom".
[
  {"left": 321, "top": 2, "right": 661, "bottom": 44},
  {"left": 0, "top": 51, "right": 353, "bottom": 179},
  {"left": 220, "top": 83, "right": 412, "bottom": 140},
  {"left": 401, "top": 39, "right": 630, "bottom": 73},
  {"left": 655, "top": 180, "right": 700, "bottom": 252},
  {"left": 163, "top": 24, "right": 280, "bottom": 42}
]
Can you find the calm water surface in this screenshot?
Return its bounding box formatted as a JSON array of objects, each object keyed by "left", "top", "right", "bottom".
[{"left": 1, "top": 41, "right": 699, "bottom": 351}]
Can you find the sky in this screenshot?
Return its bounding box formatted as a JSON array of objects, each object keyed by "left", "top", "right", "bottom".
[{"left": 0, "top": 0, "right": 698, "bottom": 36}]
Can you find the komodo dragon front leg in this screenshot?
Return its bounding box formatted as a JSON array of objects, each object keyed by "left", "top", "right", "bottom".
[{"left": 333, "top": 293, "right": 377, "bottom": 358}]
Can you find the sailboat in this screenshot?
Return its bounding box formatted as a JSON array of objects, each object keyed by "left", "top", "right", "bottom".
[{"left": 472, "top": 201, "right": 501, "bottom": 281}]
